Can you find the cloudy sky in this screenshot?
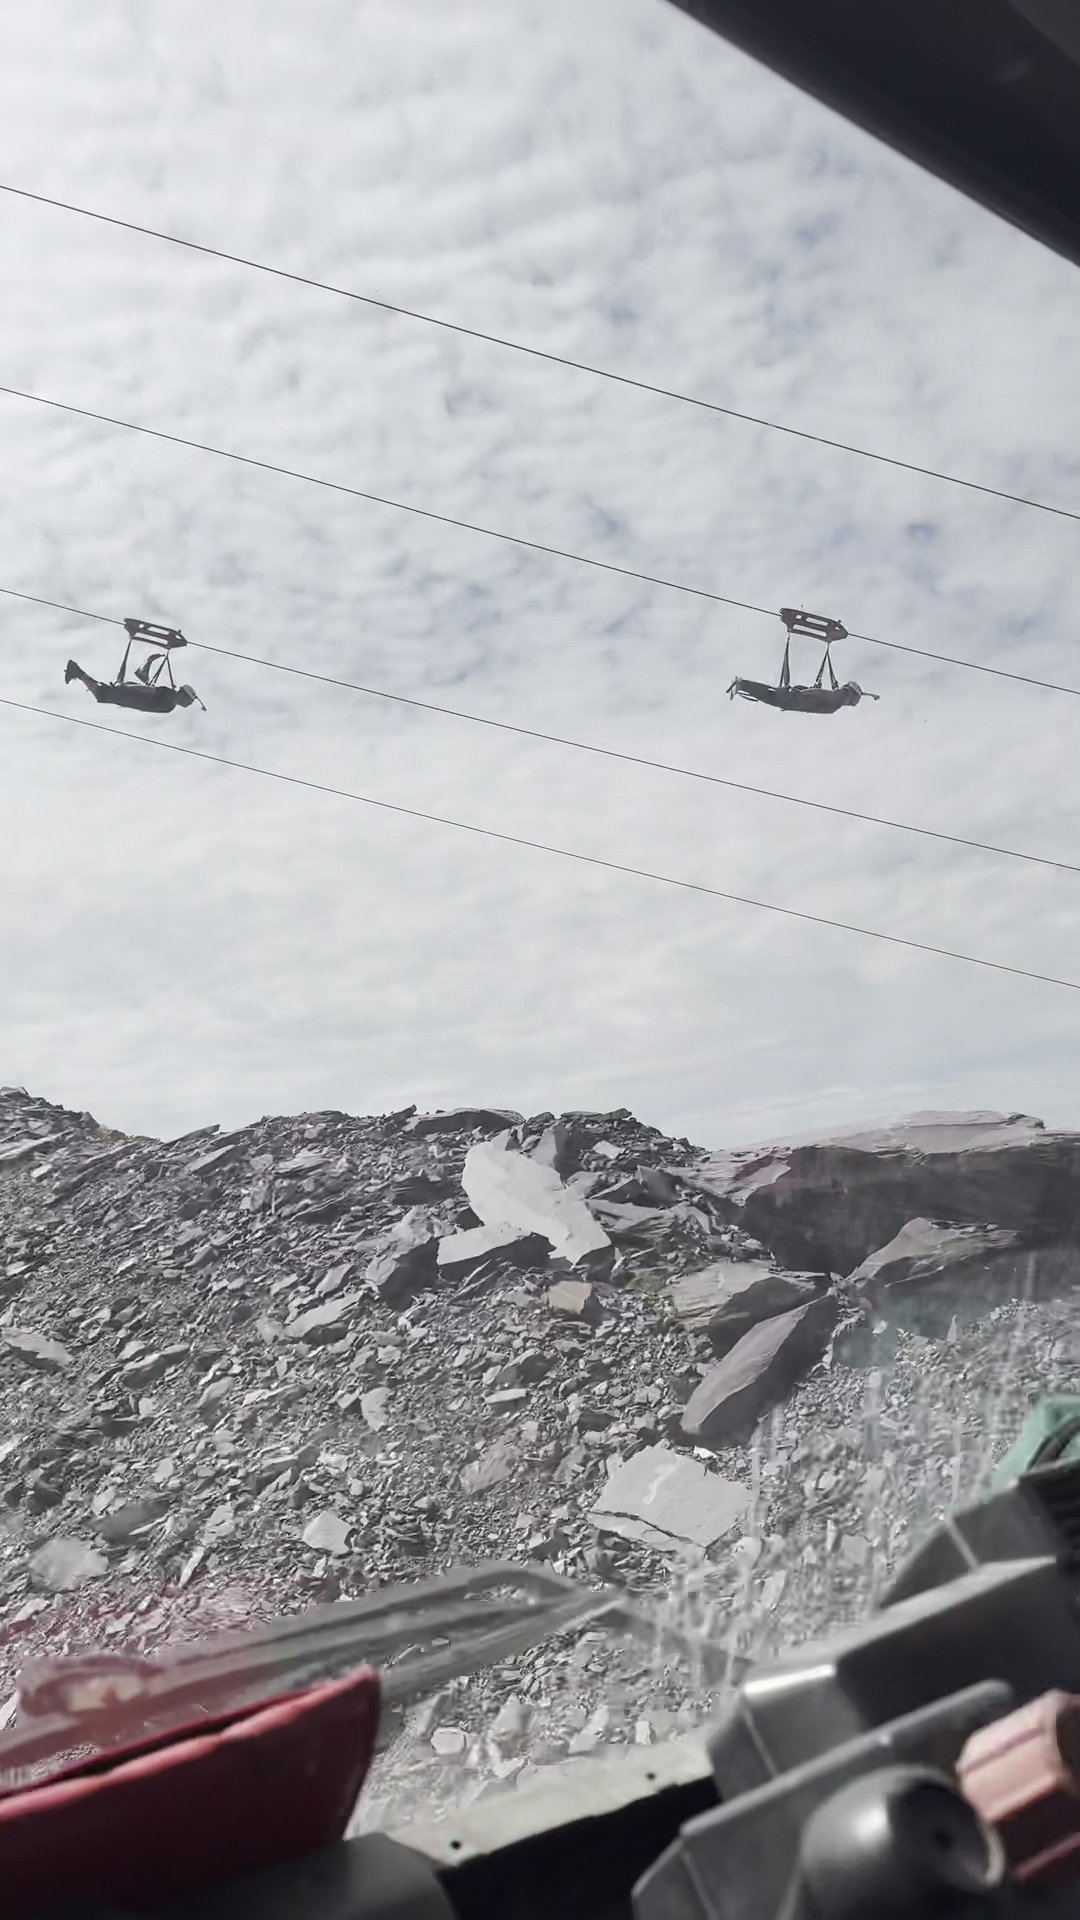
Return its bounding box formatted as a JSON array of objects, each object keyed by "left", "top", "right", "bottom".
[{"left": 0, "top": 0, "right": 1077, "bottom": 1148}]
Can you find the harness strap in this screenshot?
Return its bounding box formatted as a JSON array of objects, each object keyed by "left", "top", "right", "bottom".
[{"left": 813, "top": 647, "right": 839, "bottom": 690}]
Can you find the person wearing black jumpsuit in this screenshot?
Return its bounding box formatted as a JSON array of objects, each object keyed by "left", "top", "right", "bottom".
[
  {"left": 727, "top": 676, "right": 875, "bottom": 713},
  {"left": 65, "top": 660, "right": 203, "bottom": 713}
]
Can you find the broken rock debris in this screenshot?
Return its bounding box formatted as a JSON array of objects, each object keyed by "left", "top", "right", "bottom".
[{"left": 0, "top": 1082, "right": 1077, "bottom": 1801}]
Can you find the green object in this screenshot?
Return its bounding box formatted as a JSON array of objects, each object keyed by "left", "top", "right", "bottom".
[{"left": 993, "top": 1395, "right": 1080, "bottom": 1487}]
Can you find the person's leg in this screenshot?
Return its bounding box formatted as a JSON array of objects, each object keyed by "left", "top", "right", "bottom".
[
  {"left": 734, "top": 678, "right": 783, "bottom": 708},
  {"left": 65, "top": 661, "right": 109, "bottom": 699},
  {"left": 66, "top": 663, "right": 119, "bottom": 704}
]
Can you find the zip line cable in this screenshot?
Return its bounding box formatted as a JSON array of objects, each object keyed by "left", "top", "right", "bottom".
[
  {"left": 1, "top": 587, "right": 119, "bottom": 626},
  {"left": 1, "top": 180, "right": 1076, "bottom": 526},
  {"left": 2, "top": 385, "right": 1078, "bottom": 701},
  {"left": 3, "top": 691, "right": 1077, "bottom": 994},
  {"left": 2, "top": 584, "right": 1076, "bottom": 878}
]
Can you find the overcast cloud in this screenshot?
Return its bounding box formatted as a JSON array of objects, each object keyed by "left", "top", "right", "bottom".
[{"left": 0, "top": 0, "right": 1077, "bottom": 1147}]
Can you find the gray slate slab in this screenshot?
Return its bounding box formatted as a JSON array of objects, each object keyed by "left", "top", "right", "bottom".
[
  {"left": 681, "top": 1294, "right": 838, "bottom": 1446},
  {"left": 848, "top": 1218, "right": 1022, "bottom": 1296},
  {"left": 589, "top": 1445, "right": 748, "bottom": 1553},
  {"left": 669, "top": 1260, "right": 821, "bottom": 1349}
]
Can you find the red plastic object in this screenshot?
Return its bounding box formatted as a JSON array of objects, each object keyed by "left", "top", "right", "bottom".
[
  {"left": 958, "top": 1689, "right": 1080, "bottom": 1889},
  {"left": 0, "top": 1666, "right": 380, "bottom": 1919}
]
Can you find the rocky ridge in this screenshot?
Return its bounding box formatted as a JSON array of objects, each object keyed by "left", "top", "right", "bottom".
[{"left": 1, "top": 1089, "right": 1079, "bottom": 1813}]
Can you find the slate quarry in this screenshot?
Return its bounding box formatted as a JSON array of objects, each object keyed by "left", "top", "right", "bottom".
[{"left": 2, "top": 1090, "right": 1079, "bottom": 1806}]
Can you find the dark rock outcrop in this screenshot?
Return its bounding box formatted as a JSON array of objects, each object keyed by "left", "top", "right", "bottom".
[
  {"left": 848, "top": 1218, "right": 1022, "bottom": 1299},
  {"left": 365, "top": 1211, "right": 439, "bottom": 1305},
  {"left": 678, "top": 1112, "right": 1080, "bottom": 1273}
]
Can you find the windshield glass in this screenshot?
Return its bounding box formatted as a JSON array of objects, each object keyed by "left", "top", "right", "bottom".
[{"left": 0, "top": 0, "right": 1077, "bottom": 1843}]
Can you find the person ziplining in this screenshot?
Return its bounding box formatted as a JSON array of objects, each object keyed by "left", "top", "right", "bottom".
[
  {"left": 61, "top": 604, "right": 874, "bottom": 723},
  {"left": 728, "top": 607, "right": 878, "bottom": 714},
  {"left": 65, "top": 618, "right": 204, "bottom": 714}
]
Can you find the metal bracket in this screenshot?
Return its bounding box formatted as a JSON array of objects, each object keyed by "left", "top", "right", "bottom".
[{"left": 778, "top": 608, "right": 848, "bottom": 646}]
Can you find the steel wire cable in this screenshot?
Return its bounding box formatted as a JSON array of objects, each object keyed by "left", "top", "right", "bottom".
[
  {"left": 1, "top": 181, "right": 1076, "bottom": 523},
  {"left": 2, "top": 583, "right": 1075, "bottom": 877},
  {"left": 2, "top": 386, "right": 1078, "bottom": 703},
  {"left": 2, "top": 691, "right": 1077, "bottom": 995}
]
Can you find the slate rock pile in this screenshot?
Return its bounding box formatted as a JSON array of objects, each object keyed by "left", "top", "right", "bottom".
[{"left": 2, "top": 1089, "right": 1079, "bottom": 1811}]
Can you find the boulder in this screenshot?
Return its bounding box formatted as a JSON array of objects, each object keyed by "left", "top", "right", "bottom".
[
  {"left": 488, "top": 1347, "right": 550, "bottom": 1387},
  {"left": 0, "top": 1135, "right": 62, "bottom": 1167},
  {"left": 365, "top": 1210, "right": 439, "bottom": 1305},
  {"left": 848, "top": 1218, "right": 1022, "bottom": 1298},
  {"left": 196, "top": 1378, "right": 231, "bottom": 1424},
  {"left": 361, "top": 1387, "right": 390, "bottom": 1432},
  {"left": 29, "top": 1538, "right": 107, "bottom": 1591},
  {"left": 589, "top": 1445, "right": 748, "bottom": 1553},
  {"left": 202, "top": 1503, "right": 237, "bottom": 1545},
  {"left": 635, "top": 1166, "right": 682, "bottom": 1204},
  {"left": 528, "top": 1123, "right": 574, "bottom": 1172},
  {"left": 301, "top": 1510, "right": 352, "bottom": 1556},
  {"left": 431, "top": 1726, "right": 468, "bottom": 1758},
  {"left": 681, "top": 1294, "right": 838, "bottom": 1447},
  {"left": 489, "top": 1695, "right": 531, "bottom": 1753},
  {"left": 186, "top": 1141, "right": 242, "bottom": 1177},
  {"left": 2, "top": 1328, "right": 72, "bottom": 1372},
  {"left": 285, "top": 1293, "right": 361, "bottom": 1344},
  {"left": 436, "top": 1225, "right": 549, "bottom": 1283},
  {"left": 276, "top": 1147, "right": 333, "bottom": 1176},
  {"left": 392, "top": 1170, "right": 457, "bottom": 1204},
  {"left": 678, "top": 1112, "right": 1080, "bottom": 1273},
  {"left": 119, "top": 1346, "right": 188, "bottom": 1391},
  {"left": 316, "top": 1260, "right": 355, "bottom": 1297},
  {"left": 406, "top": 1108, "right": 523, "bottom": 1138},
  {"left": 95, "top": 1499, "right": 169, "bottom": 1544},
  {"left": 669, "top": 1260, "right": 822, "bottom": 1349},
  {"left": 547, "top": 1279, "right": 601, "bottom": 1323},
  {"left": 587, "top": 1200, "right": 669, "bottom": 1242},
  {"left": 463, "top": 1135, "right": 612, "bottom": 1270},
  {"left": 460, "top": 1436, "right": 520, "bottom": 1493}
]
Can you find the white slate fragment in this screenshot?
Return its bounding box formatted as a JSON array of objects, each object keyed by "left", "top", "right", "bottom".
[
  {"left": 361, "top": 1387, "right": 390, "bottom": 1431},
  {"left": 431, "top": 1726, "right": 468, "bottom": 1757},
  {"left": 463, "top": 1134, "right": 612, "bottom": 1269},
  {"left": 302, "top": 1509, "right": 352, "bottom": 1556}
]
